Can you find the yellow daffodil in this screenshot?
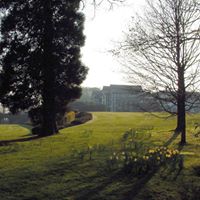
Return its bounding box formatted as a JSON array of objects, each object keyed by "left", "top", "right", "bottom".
[{"left": 148, "top": 149, "right": 155, "bottom": 153}]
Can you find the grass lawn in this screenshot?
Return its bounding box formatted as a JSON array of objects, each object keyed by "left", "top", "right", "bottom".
[{"left": 0, "top": 112, "right": 200, "bottom": 200}]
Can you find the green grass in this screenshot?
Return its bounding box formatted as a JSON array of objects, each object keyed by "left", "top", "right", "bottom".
[{"left": 0, "top": 112, "right": 200, "bottom": 200}]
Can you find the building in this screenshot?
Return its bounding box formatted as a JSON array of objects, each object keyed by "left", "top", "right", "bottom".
[
  {"left": 101, "top": 84, "right": 157, "bottom": 112},
  {"left": 71, "top": 84, "right": 200, "bottom": 112}
]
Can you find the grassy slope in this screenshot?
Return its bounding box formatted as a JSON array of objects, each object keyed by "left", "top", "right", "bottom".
[{"left": 0, "top": 112, "right": 199, "bottom": 200}]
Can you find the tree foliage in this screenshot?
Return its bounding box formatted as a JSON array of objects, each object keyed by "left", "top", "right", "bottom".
[{"left": 0, "top": 0, "right": 88, "bottom": 135}]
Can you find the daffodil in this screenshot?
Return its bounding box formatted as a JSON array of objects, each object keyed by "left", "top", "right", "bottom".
[
  {"left": 175, "top": 150, "right": 179, "bottom": 154},
  {"left": 148, "top": 149, "right": 155, "bottom": 153},
  {"left": 166, "top": 154, "right": 171, "bottom": 158}
]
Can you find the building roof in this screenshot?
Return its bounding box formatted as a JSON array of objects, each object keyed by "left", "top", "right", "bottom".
[{"left": 102, "top": 84, "right": 143, "bottom": 94}]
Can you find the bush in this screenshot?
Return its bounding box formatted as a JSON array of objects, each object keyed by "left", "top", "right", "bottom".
[
  {"left": 66, "top": 111, "right": 76, "bottom": 123},
  {"left": 71, "top": 112, "right": 92, "bottom": 125},
  {"left": 71, "top": 120, "right": 82, "bottom": 125},
  {"left": 79, "top": 112, "right": 92, "bottom": 122}
]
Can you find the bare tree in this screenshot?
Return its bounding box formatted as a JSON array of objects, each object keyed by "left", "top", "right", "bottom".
[
  {"left": 92, "top": 0, "right": 125, "bottom": 8},
  {"left": 113, "top": 0, "right": 200, "bottom": 145},
  {"left": 81, "top": 0, "right": 125, "bottom": 10}
]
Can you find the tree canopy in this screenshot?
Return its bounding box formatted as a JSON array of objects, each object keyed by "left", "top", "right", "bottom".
[{"left": 0, "top": 0, "right": 88, "bottom": 135}]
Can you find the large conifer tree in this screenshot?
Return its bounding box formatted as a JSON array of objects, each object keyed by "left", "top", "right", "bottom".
[{"left": 0, "top": 0, "right": 88, "bottom": 135}]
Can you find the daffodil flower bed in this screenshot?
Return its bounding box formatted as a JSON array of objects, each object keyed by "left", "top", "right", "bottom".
[{"left": 107, "top": 146, "right": 183, "bottom": 175}]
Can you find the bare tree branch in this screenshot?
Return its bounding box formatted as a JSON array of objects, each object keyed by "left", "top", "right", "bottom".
[{"left": 113, "top": 0, "right": 200, "bottom": 144}]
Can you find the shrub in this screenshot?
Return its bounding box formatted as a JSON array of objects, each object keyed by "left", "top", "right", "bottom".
[
  {"left": 71, "top": 120, "right": 82, "bottom": 125},
  {"left": 71, "top": 112, "right": 92, "bottom": 125},
  {"left": 66, "top": 111, "right": 76, "bottom": 123}
]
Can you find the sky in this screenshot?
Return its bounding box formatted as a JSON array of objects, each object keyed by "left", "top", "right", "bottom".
[{"left": 81, "top": 0, "right": 146, "bottom": 88}]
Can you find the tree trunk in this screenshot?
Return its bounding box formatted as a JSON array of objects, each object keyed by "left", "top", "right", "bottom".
[
  {"left": 176, "top": 68, "right": 186, "bottom": 145},
  {"left": 175, "top": 6, "right": 186, "bottom": 145},
  {"left": 41, "top": 0, "right": 58, "bottom": 136},
  {"left": 176, "top": 96, "right": 186, "bottom": 145}
]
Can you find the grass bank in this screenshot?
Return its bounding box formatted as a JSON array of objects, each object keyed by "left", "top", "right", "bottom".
[{"left": 0, "top": 112, "right": 200, "bottom": 200}]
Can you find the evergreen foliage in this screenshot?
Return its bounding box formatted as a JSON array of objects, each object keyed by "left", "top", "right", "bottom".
[{"left": 0, "top": 0, "right": 88, "bottom": 135}]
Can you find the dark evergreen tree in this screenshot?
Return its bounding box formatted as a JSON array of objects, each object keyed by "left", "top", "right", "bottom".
[{"left": 0, "top": 0, "right": 88, "bottom": 135}]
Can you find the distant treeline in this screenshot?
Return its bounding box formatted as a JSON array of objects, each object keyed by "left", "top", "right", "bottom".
[{"left": 0, "top": 112, "right": 29, "bottom": 124}]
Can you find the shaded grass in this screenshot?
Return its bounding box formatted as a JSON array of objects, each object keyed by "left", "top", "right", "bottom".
[{"left": 0, "top": 112, "right": 200, "bottom": 200}]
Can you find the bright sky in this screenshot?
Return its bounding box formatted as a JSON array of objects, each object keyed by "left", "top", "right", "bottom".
[{"left": 81, "top": 0, "right": 146, "bottom": 88}]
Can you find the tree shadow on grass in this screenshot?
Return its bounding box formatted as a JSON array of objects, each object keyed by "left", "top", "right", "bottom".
[
  {"left": 125, "top": 131, "right": 182, "bottom": 200},
  {"left": 75, "top": 169, "right": 159, "bottom": 200},
  {"left": 76, "top": 131, "right": 182, "bottom": 200},
  {"left": 0, "top": 123, "right": 41, "bottom": 146},
  {"left": 75, "top": 171, "right": 125, "bottom": 200},
  {"left": 0, "top": 135, "right": 42, "bottom": 146},
  {"left": 0, "top": 123, "right": 39, "bottom": 146},
  {"left": 0, "top": 124, "right": 58, "bottom": 146},
  {"left": 0, "top": 124, "right": 45, "bottom": 146},
  {"left": 163, "top": 131, "right": 180, "bottom": 147}
]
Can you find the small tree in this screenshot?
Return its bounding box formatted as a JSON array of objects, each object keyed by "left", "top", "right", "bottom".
[{"left": 114, "top": 0, "right": 200, "bottom": 145}]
